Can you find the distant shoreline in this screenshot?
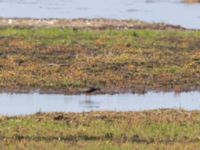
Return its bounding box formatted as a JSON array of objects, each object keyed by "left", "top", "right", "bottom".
[{"left": 0, "top": 18, "right": 187, "bottom": 30}]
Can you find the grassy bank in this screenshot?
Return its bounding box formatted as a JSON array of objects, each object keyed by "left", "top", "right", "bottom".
[
  {"left": 0, "top": 110, "right": 200, "bottom": 149},
  {"left": 0, "top": 26, "right": 200, "bottom": 93}
]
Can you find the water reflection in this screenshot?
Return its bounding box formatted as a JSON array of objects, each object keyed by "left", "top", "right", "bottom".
[
  {"left": 0, "top": 91, "right": 200, "bottom": 116},
  {"left": 0, "top": 0, "right": 200, "bottom": 29}
]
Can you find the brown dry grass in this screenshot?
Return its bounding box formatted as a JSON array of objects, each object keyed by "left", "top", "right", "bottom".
[{"left": 0, "top": 27, "right": 200, "bottom": 94}]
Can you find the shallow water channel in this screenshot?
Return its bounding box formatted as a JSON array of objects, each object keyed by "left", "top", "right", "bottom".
[
  {"left": 0, "top": 91, "right": 200, "bottom": 116},
  {"left": 0, "top": 0, "right": 200, "bottom": 29}
]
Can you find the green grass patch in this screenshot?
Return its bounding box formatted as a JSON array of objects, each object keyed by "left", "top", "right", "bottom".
[
  {"left": 1, "top": 110, "right": 200, "bottom": 149},
  {"left": 0, "top": 27, "right": 199, "bottom": 93}
]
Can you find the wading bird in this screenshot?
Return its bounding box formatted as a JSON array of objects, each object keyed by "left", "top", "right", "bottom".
[{"left": 81, "top": 87, "right": 100, "bottom": 101}]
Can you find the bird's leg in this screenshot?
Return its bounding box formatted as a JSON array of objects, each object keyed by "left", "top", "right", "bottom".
[{"left": 85, "top": 94, "right": 91, "bottom": 102}]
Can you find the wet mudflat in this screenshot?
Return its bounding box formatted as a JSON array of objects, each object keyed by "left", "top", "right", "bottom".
[
  {"left": 0, "top": 0, "right": 200, "bottom": 29},
  {"left": 0, "top": 91, "right": 200, "bottom": 116}
]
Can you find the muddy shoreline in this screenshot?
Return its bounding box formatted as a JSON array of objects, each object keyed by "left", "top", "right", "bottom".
[
  {"left": 0, "top": 18, "right": 187, "bottom": 30},
  {"left": 0, "top": 87, "right": 200, "bottom": 95}
]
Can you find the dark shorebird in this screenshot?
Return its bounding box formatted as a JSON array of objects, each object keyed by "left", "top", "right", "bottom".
[
  {"left": 83, "top": 87, "right": 100, "bottom": 94},
  {"left": 81, "top": 87, "right": 100, "bottom": 102}
]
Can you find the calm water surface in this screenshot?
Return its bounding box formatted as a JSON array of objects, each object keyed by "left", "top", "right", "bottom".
[
  {"left": 0, "top": 92, "right": 200, "bottom": 116},
  {"left": 0, "top": 0, "right": 200, "bottom": 29}
]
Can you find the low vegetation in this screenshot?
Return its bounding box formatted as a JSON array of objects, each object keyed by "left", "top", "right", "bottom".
[
  {"left": 0, "top": 21, "right": 200, "bottom": 149},
  {"left": 1, "top": 110, "right": 200, "bottom": 149},
  {"left": 0, "top": 26, "right": 200, "bottom": 93}
]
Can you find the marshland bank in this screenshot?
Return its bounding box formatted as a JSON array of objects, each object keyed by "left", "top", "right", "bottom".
[
  {"left": 0, "top": 18, "right": 185, "bottom": 30},
  {"left": 0, "top": 18, "right": 200, "bottom": 94},
  {"left": 1, "top": 19, "right": 200, "bottom": 149},
  {"left": 183, "top": 0, "right": 200, "bottom": 4},
  {"left": 1, "top": 110, "right": 200, "bottom": 149}
]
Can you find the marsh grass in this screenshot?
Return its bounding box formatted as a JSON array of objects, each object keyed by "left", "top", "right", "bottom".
[
  {"left": 0, "top": 27, "right": 200, "bottom": 93},
  {"left": 1, "top": 110, "right": 200, "bottom": 149}
]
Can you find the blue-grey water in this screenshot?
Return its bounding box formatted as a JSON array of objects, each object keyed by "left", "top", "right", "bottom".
[
  {"left": 0, "top": 92, "right": 200, "bottom": 116},
  {"left": 0, "top": 0, "right": 200, "bottom": 29}
]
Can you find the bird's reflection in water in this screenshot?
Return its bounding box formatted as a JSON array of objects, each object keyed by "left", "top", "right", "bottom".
[
  {"left": 80, "top": 95, "right": 100, "bottom": 109},
  {"left": 79, "top": 86, "right": 101, "bottom": 109},
  {"left": 85, "top": 95, "right": 91, "bottom": 102}
]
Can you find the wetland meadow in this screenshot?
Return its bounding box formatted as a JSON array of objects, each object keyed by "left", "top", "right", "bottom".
[{"left": 0, "top": 0, "right": 200, "bottom": 149}]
